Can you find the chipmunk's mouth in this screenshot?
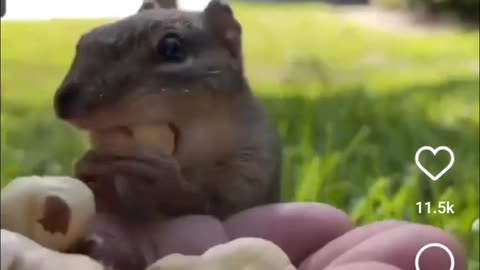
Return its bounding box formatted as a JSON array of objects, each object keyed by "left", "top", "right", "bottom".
[{"left": 65, "top": 106, "right": 181, "bottom": 160}]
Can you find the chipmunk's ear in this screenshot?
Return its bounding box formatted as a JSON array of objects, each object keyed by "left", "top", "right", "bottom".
[
  {"left": 203, "top": 0, "right": 243, "bottom": 68},
  {"left": 138, "top": 0, "right": 177, "bottom": 12}
]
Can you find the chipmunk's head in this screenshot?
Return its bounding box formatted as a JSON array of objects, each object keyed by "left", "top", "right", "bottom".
[{"left": 54, "top": 0, "right": 248, "bottom": 164}]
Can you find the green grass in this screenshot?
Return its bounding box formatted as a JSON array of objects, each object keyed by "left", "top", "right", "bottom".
[{"left": 1, "top": 2, "right": 479, "bottom": 268}]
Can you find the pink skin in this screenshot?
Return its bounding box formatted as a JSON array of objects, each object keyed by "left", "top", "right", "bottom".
[{"left": 147, "top": 203, "right": 467, "bottom": 270}]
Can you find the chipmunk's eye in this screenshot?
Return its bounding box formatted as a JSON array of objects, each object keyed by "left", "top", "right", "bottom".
[{"left": 157, "top": 34, "right": 187, "bottom": 63}]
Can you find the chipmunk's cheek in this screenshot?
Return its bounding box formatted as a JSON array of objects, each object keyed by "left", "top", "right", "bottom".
[{"left": 173, "top": 121, "right": 238, "bottom": 167}]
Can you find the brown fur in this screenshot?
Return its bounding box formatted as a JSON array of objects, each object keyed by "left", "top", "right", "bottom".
[{"left": 55, "top": 2, "right": 282, "bottom": 269}]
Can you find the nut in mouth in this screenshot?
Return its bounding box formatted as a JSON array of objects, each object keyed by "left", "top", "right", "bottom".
[{"left": 88, "top": 122, "right": 179, "bottom": 157}]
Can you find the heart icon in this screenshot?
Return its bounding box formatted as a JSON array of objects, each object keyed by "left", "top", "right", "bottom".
[{"left": 415, "top": 146, "right": 455, "bottom": 181}]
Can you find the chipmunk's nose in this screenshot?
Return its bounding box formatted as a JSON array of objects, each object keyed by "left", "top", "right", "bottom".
[{"left": 54, "top": 83, "right": 84, "bottom": 119}]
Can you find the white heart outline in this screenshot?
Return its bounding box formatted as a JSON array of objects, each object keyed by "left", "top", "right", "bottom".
[{"left": 415, "top": 146, "right": 455, "bottom": 181}]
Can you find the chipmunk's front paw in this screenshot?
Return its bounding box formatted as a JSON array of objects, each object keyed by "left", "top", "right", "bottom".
[
  {"left": 0, "top": 176, "right": 95, "bottom": 252},
  {"left": 74, "top": 148, "right": 181, "bottom": 189},
  {"left": 74, "top": 149, "right": 208, "bottom": 216}
]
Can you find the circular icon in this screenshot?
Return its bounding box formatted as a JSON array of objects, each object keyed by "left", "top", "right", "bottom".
[{"left": 415, "top": 243, "right": 454, "bottom": 270}]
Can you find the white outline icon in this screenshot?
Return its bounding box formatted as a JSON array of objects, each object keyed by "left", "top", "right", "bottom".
[
  {"left": 415, "top": 243, "right": 455, "bottom": 270},
  {"left": 415, "top": 146, "right": 455, "bottom": 181}
]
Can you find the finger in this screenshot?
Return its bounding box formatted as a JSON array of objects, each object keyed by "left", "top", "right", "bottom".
[
  {"left": 299, "top": 220, "right": 407, "bottom": 269},
  {"left": 147, "top": 215, "right": 229, "bottom": 262},
  {"left": 326, "top": 223, "right": 467, "bottom": 270},
  {"left": 325, "top": 261, "right": 402, "bottom": 270},
  {"left": 223, "top": 202, "right": 353, "bottom": 265}
]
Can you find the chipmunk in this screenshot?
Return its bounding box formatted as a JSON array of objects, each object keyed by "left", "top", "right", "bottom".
[{"left": 54, "top": 0, "right": 282, "bottom": 221}]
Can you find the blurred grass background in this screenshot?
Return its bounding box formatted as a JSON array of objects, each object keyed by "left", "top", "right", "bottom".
[{"left": 1, "top": 2, "right": 479, "bottom": 268}]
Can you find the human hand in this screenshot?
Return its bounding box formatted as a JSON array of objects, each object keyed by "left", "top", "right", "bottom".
[{"left": 99, "top": 202, "right": 465, "bottom": 270}]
